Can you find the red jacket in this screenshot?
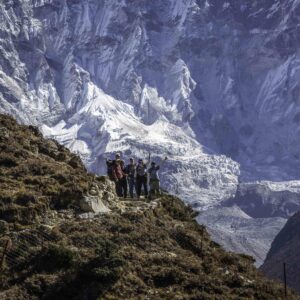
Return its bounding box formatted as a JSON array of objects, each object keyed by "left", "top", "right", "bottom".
[{"left": 112, "top": 161, "right": 125, "bottom": 181}]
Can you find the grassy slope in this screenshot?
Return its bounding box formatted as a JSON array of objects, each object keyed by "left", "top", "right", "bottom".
[
  {"left": 0, "top": 114, "right": 95, "bottom": 225},
  {"left": 0, "top": 114, "right": 299, "bottom": 299}
]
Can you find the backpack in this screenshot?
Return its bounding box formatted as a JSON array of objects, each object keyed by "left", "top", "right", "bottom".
[
  {"left": 148, "top": 165, "right": 160, "bottom": 180},
  {"left": 136, "top": 164, "right": 147, "bottom": 177},
  {"left": 106, "top": 159, "right": 114, "bottom": 179}
]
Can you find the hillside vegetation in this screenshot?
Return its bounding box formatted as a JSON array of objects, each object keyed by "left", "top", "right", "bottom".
[{"left": 0, "top": 114, "right": 299, "bottom": 300}]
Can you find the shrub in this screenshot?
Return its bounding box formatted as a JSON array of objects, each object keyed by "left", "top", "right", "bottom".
[
  {"left": 0, "top": 155, "right": 18, "bottom": 167},
  {"left": 161, "top": 196, "right": 193, "bottom": 221},
  {"left": 152, "top": 268, "right": 182, "bottom": 287},
  {"left": 36, "top": 244, "right": 77, "bottom": 272},
  {"left": 220, "top": 254, "right": 239, "bottom": 266},
  {"left": 82, "top": 240, "right": 125, "bottom": 282},
  {"left": 15, "top": 193, "right": 37, "bottom": 206}
]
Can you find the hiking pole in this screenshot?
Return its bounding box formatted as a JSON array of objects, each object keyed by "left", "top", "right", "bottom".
[
  {"left": 147, "top": 152, "right": 151, "bottom": 167},
  {"left": 200, "top": 226, "right": 204, "bottom": 259},
  {"left": 161, "top": 156, "right": 168, "bottom": 167}
]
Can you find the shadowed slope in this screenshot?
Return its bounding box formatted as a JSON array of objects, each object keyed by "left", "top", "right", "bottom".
[{"left": 261, "top": 211, "right": 300, "bottom": 293}]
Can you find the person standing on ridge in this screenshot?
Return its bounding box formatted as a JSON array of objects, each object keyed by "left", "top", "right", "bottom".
[
  {"left": 136, "top": 155, "right": 150, "bottom": 199},
  {"left": 105, "top": 158, "right": 114, "bottom": 181},
  {"left": 120, "top": 160, "right": 128, "bottom": 198},
  {"left": 112, "top": 153, "right": 125, "bottom": 197},
  {"left": 125, "top": 158, "right": 136, "bottom": 198},
  {"left": 148, "top": 157, "right": 167, "bottom": 200}
]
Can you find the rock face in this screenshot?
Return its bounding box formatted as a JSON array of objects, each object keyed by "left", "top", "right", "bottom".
[
  {"left": 5, "top": 0, "right": 300, "bottom": 203},
  {"left": 1, "top": 0, "right": 300, "bottom": 190},
  {"left": 0, "top": 0, "right": 299, "bottom": 181},
  {"left": 261, "top": 211, "right": 300, "bottom": 293}
]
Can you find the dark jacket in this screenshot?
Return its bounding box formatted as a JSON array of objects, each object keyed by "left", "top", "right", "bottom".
[
  {"left": 148, "top": 165, "right": 160, "bottom": 180},
  {"left": 106, "top": 159, "right": 114, "bottom": 180},
  {"left": 136, "top": 163, "right": 147, "bottom": 177},
  {"left": 125, "top": 163, "right": 136, "bottom": 178}
]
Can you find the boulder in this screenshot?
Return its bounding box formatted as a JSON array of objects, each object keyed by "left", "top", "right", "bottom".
[
  {"left": 77, "top": 212, "right": 96, "bottom": 219},
  {"left": 80, "top": 195, "right": 111, "bottom": 214}
]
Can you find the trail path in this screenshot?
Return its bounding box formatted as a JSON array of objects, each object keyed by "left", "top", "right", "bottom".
[{"left": 117, "top": 197, "right": 161, "bottom": 214}]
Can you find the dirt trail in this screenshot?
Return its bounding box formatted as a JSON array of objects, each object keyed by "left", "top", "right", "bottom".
[{"left": 117, "top": 197, "right": 161, "bottom": 214}]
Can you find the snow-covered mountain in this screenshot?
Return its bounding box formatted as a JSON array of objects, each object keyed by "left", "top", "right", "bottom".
[{"left": 1, "top": 0, "right": 300, "bottom": 264}]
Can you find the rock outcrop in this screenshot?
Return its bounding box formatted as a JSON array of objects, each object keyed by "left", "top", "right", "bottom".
[{"left": 79, "top": 195, "right": 110, "bottom": 214}]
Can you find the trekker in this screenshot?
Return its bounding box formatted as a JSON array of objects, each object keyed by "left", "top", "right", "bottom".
[
  {"left": 120, "top": 160, "right": 128, "bottom": 198},
  {"left": 148, "top": 162, "right": 160, "bottom": 200},
  {"left": 136, "top": 159, "right": 148, "bottom": 198},
  {"left": 105, "top": 158, "right": 114, "bottom": 180},
  {"left": 148, "top": 157, "right": 167, "bottom": 199},
  {"left": 112, "top": 153, "right": 125, "bottom": 197},
  {"left": 125, "top": 158, "right": 136, "bottom": 198}
]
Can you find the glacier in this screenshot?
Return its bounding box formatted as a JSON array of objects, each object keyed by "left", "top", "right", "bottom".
[{"left": 1, "top": 0, "right": 300, "bottom": 265}]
